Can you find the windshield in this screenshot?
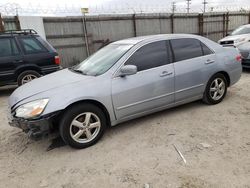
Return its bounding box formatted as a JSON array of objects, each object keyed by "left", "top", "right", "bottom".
[
  {"left": 72, "top": 44, "right": 133, "bottom": 76},
  {"left": 231, "top": 26, "right": 250, "bottom": 36}
]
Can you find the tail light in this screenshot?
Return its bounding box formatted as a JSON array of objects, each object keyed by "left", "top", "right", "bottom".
[
  {"left": 55, "top": 56, "right": 60, "bottom": 65},
  {"left": 236, "top": 54, "right": 242, "bottom": 62}
]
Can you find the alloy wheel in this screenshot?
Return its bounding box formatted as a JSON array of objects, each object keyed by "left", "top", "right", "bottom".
[
  {"left": 69, "top": 112, "right": 101, "bottom": 144},
  {"left": 209, "top": 78, "right": 226, "bottom": 101},
  {"left": 21, "top": 74, "right": 38, "bottom": 85}
]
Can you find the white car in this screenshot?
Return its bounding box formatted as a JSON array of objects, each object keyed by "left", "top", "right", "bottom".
[
  {"left": 219, "top": 24, "right": 250, "bottom": 68},
  {"left": 219, "top": 24, "right": 250, "bottom": 47}
]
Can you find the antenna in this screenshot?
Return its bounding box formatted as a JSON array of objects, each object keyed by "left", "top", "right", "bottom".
[
  {"left": 186, "top": 0, "right": 191, "bottom": 14},
  {"left": 202, "top": 0, "right": 208, "bottom": 13}
]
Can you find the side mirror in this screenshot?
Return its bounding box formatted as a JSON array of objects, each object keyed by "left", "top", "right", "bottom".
[{"left": 119, "top": 65, "right": 137, "bottom": 77}]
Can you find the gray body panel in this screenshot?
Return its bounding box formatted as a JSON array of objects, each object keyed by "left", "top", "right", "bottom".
[{"left": 9, "top": 34, "right": 242, "bottom": 126}]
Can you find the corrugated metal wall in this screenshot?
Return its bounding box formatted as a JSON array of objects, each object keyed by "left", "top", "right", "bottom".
[
  {"left": 42, "top": 12, "right": 250, "bottom": 67},
  {"left": 43, "top": 18, "right": 88, "bottom": 67}
]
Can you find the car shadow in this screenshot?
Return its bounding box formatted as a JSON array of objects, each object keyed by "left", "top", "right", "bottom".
[
  {"left": 243, "top": 68, "right": 250, "bottom": 73},
  {"left": 108, "top": 100, "right": 203, "bottom": 132},
  {"left": 45, "top": 100, "right": 203, "bottom": 151},
  {"left": 0, "top": 85, "right": 16, "bottom": 97}
]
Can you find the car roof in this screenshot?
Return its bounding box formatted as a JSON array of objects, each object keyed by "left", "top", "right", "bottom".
[
  {"left": 240, "top": 24, "right": 250, "bottom": 28},
  {"left": 112, "top": 34, "right": 203, "bottom": 45}
]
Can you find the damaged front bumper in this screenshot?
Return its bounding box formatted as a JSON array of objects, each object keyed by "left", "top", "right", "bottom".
[{"left": 8, "top": 112, "right": 58, "bottom": 140}]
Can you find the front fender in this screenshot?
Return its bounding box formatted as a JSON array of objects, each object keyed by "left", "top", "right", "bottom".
[{"left": 15, "top": 78, "right": 116, "bottom": 123}]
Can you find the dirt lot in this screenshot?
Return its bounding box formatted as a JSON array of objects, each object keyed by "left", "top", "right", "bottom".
[{"left": 0, "top": 72, "right": 250, "bottom": 188}]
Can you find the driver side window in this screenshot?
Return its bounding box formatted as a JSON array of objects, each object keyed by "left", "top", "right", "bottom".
[{"left": 125, "top": 40, "right": 171, "bottom": 72}]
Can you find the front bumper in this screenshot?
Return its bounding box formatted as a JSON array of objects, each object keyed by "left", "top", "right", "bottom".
[
  {"left": 242, "top": 59, "right": 250, "bottom": 69},
  {"left": 8, "top": 113, "right": 57, "bottom": 140}
]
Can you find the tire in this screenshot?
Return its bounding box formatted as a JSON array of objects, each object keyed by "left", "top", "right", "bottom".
[
  {"left": 59, "top": 103, "right": 107, "bottom": 149},
  {"left": 203, "top": 73, "right": 228, "bottom": 105},
  {"left": 17, "top": 70, "right": 40, "bottom": 86}
]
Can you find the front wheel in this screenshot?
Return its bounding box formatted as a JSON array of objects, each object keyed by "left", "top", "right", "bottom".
[
  {"left": 203, "top": 73, "right": 228, "bottom": 105},
  {"left": 59, "top": 103, "right": 107, "bottom": 149}
]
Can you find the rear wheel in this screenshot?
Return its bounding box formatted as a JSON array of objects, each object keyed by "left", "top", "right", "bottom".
[
  {"left": 59, "top": 103, "right": 107, "bottom": 149},
  {"left": 203, "top": 73, "right": 227, "bottom": 105},
  {"left": 17, "top": 70, "right": 40, "bottom": 86}
]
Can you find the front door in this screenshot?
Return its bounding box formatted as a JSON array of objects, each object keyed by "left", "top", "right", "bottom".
[{"left": 112, "top": 40, "right": 175, "bottom": 120}]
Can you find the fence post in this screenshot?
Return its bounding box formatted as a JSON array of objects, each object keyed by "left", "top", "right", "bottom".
[
  {"left": 225, "top": 12, "right": 229, "bottom": 36},
  {"left": 222, "top": 13, "right": 226, "bottom": 37},
  {"left": 14, "top": 16, "right": 21, "bottom": 30},
  {"left": 198, "top": 14, "right": 204, "bottom": 36},
  {"left": 0, "top": 14, "right": 4, "bottom": 32},
  {"left": 170, "top": 14, "right": 174, "bottom": 33},
  {"left": 248, "top": 12, "right": 250, "bottom": 24},
  {"left": 81, "top": 16, "right": 90, "bottom": 57},
  {"left": 132, "top": 14, "right": 137, "bottom": 37}
]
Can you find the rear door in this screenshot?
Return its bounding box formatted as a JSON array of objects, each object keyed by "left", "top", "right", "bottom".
[
  {"left": 0, "top": 37, "right": 22, "bottom": 84},
  {"left": 112, "top": 40, "right": 175, "bottom": 120},
  {"left": 170, "top": 38, "right": 215, "bottom": 102}
]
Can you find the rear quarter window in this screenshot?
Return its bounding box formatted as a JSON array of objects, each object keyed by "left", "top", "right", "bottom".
[
  {"left": 36, "top": 36, "right": 57, "bottom": 53},
  {"left": 19, "top": 37, "right": 48, "bottom": 54},
  {"left": 200, "top": 42, "right": 213, "bottom": 55}
]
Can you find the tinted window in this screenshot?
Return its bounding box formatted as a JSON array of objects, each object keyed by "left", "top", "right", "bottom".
[
  {"left": 20, "top": 37, "right": 47, "bottom": 54},
  {"left": 170, "top": 38, "right": 203, "bottom": 62},
  {"left": 201, "top": 42, "right": 212, "bottom": 55},
  {"left": 0, "top": 38, "right": 19, "bottom": 57},
  {"left": 125, "top": 41, "right": 170, "bottom": 71}
]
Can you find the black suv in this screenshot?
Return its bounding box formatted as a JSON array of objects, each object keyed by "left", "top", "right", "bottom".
[{"left": 0, "top": 29, "right": 60, "bottom": 86}]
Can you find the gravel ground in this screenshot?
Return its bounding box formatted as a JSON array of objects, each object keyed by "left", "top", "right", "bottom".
[{"left": 0, "top": 72, "right": 250, "bottom": 188}]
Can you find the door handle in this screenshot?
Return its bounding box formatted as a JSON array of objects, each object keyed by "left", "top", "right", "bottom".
[
  {"left": 13, "top": 60, "right": 23, "bottom": 63},
  {"left": 205, "top": 59, "right": 215, "bottom": 64},
  {"left": 160, "top": 71, "right": 173, "bottom": 77}
]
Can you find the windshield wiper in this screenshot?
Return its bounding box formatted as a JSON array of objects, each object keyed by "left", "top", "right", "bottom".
[{"left": 69, "top": 67, "right": 87, "bottom": 75}]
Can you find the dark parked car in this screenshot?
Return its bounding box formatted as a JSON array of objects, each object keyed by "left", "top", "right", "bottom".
[{"left": 0, "top": 29, "right": 60, "bottom": 86}]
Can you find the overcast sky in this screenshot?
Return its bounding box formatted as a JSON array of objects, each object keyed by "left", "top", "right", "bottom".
[{"left": 0, "top": 0, "right": 250, "bottom": 15}]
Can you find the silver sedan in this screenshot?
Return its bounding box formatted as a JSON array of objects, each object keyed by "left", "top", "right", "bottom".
[{"left": 8, "top": 34, "right": 242, "bottom": 149}]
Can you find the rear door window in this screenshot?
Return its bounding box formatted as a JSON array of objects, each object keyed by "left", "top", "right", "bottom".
[
  {"left": 125, "top": 40, "right": 171, "bottom": 71},
  {"left": 170, "top": 38, "right": 203, "bottom": 62},
  {"left": 19, "top": 37, "right": 47, "bottom": 54},
  {"left": 0, "top": 38, "right": 20, "bottom": 57}
]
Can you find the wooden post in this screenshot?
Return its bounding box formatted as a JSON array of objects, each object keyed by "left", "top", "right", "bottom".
[
  {"left": 132, "top": 14, "right": 137, "bottom": 37},
  {"left": 222, "top": 13, "right": 226, "bottom": 37},
  {"left": 14, "top": 16, "right": 21, "bottom": 30},
  {"left": 170, "top": 14, "right": 174, "bottom": 33},
  {"left": 82, "top": 15, "right": 90, "bottom": 57},
  {"left": 225, "top": 12, "right": 229, "bottom": 36},
  {"left": 248, "top": 12, "right": 250, "bottom": 24},
  {"left": 198, "top": 14, "right": 204, "bottom": 36},
  {"left": 0, "top": 14, "right": 4, "bottom": 32}
]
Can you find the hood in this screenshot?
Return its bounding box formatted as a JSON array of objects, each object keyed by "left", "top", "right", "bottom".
[
  {"left": 9, "top": 68, "right": 93, "bottom": 108},
  {"left": 219, "top": 34, "right": 250, "bottom": 45}
]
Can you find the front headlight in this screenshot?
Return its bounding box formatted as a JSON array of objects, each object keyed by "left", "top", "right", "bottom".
[
  {"left": 235, "top": 38, "right": 247, "bottom": 44},
  {"left": 15, "top": 99, "right": 49, "bottom": 119}
]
